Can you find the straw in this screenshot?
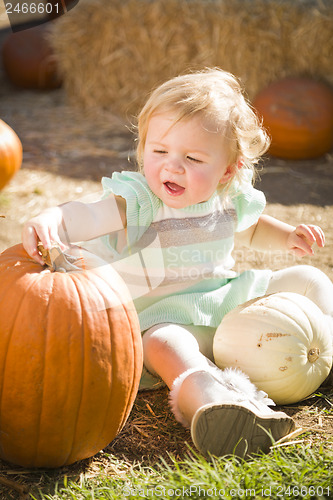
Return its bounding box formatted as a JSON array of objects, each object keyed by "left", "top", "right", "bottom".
[{"left": 47, "top": 0, "right": 333, "bottom": 119}]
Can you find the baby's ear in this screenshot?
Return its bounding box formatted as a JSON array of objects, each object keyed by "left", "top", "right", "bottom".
[{"left": 219, "top": 164, "right": 236, "bottom": 184}]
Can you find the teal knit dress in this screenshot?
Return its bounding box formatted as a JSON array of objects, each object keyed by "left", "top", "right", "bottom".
[{"left": 100, "top": 170, "right": 273, "bottom": 333}]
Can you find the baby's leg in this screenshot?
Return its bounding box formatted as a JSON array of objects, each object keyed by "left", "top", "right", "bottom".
[
  {"left": 142, "top": 323, "right": 216, "bottom": 388},
  {"left": 142, "top": 323, "right": 295, "bottom": 458},
  {"left": 266, "top": 265, "right": 333, "bottom": 316}
]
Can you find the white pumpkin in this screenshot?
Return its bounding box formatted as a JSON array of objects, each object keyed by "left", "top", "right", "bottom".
[{"left": 213, "top": 292, "right": 332, "bottom": 405}]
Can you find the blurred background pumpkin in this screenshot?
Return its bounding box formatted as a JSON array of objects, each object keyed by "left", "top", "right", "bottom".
[
  {"left": 253, "top": 77, "right": 333, "bottom": 160},
  {"left": 0, "top": 118, "right": 22, "bottom": 190},
  {"left": 1, "top": 25, "right": 62, "bottom": 90}
]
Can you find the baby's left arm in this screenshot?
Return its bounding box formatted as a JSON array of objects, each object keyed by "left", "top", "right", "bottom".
[{"left": 236, "top": 214, "right": 325, "bottom": 256}]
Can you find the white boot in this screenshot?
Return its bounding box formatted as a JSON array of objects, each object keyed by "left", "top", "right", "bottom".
[{"left": 169, "top": 366, "right": 296, "bottom": 459}]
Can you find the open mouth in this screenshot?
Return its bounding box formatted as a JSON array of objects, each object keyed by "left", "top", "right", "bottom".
[{"left": 164, "top": 181, "right": 185, "bottom": 196}]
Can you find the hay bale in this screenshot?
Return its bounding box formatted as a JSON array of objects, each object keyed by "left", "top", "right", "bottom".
[{"left": 48, "top": 0, "right": 333, "bottom": 119}]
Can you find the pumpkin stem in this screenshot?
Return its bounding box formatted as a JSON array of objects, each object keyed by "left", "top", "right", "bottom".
[
  {"left": 37, "top": 242, "right": 82, "bottom": 273},
  {"left": 307, "top": 347, "right": 320, "bottom": 363}
]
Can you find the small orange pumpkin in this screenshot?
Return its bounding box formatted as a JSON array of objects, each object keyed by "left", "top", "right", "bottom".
[
  {"left": 0, "top": 119, "right": 22, "bottom": 190},
  {"left": 253, "top": 78, "right": 333, "bottom": 160},
  {"left": 0, "top": 244, "right": 143, "bottom": 468}
]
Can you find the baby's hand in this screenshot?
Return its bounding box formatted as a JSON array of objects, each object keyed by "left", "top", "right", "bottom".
[
  {"left": 287, "top": 224, "right": 325, "bottom": 257},
  {"left": 22, "top": 207, "right": 66, "bottom": 265}
]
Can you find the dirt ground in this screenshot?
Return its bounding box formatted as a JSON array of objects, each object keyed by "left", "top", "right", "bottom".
[{"left": 0, "top": 19, "right": 332, "bottom": 495}]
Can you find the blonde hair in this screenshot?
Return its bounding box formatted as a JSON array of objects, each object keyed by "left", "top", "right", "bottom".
[{"left": 136, "top": 68, "right": 270, "bottom": 187}]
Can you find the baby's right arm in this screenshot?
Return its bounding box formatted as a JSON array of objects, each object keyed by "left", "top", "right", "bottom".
[{"left": 22, "top": 194, "right": 126, "bottom": 265}]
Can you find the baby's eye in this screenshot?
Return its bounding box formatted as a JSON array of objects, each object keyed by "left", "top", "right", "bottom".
[
  {"left": 187, "top": 155, "right": 203, "bottom": 163},
  {"left": 154, "top": 149, "right": 167, "bottom": 155}
]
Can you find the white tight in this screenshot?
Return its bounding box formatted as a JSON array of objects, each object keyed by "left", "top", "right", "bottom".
[
  {"left": 142, "top": 265, "right": 333, "bottom": 389},
  {"left": 266, "top": 265, "right": 333, "bottom": 316}
]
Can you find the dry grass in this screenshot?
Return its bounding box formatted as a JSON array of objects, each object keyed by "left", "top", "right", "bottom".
[
  {"left": 0, "top": 385, "right": 332, "bottom": 499},
  {"left": 48, "top": 0, "right": 333, "bottom": 118}
]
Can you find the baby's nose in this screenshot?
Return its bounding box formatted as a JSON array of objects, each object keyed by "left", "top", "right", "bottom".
[{"left": 165, "top": 157, "right": 185, "bottom": 173}]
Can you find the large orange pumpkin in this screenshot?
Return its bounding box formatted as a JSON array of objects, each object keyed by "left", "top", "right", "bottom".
[
  {"left": 0, "top": 244, "right": 143, "bottom": 468},
  {"left": 0, "top": 119, "right": 23, "bottom": 190},
  {"left": 253, "top": 78, "right": 333, "bottom": 160}
]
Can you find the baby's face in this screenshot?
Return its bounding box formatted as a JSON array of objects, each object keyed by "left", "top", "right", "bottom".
[{"left": 143, "top": 112, "right": 232, "bottom": 208}]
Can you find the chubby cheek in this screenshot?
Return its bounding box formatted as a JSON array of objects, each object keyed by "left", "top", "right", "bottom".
[
  {"left": 189, "top": 168, "right": 216, "bottom": 198},
  {"left": 143, "top": 152, "right": 153, "bottom": 175},
  {"left": 143, "top": 155, "right": 160, "bottom": 189}
]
